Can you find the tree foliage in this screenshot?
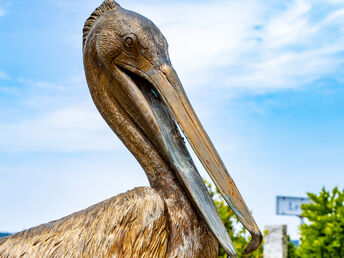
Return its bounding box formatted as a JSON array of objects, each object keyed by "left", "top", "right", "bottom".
[
  {"left": 287, "top": 235, "right": 298, "bottom": 258},
  {"left": 297, "top": 187, "right": 344, "bottom": 258},
  {"left": 205, "top": 181, "right": 263, "bottom": 258}
]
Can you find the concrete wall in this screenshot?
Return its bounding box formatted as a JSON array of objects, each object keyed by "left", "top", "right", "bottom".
[{"left": 264, "top": 225, "right": 288, "bottom": 258}]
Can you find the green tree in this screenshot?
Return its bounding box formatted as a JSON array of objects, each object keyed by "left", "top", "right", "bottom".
[
  {"left": 205, "top": 181, "right": 263, "bottom": 258},
  {"left": 297, "top": 187, "right": 344, "bottom": 258},
  {"left": 287, "top": 235, "right": 297, "bottom": 258}
]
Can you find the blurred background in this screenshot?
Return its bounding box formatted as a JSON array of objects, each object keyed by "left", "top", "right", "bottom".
[{"left": 0, "top": 0, "right": 343, "bottom": 243}]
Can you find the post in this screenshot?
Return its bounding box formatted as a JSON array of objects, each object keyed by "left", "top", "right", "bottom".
[{"left": 263, "top": 225, "right": 288, "bottom": 258}]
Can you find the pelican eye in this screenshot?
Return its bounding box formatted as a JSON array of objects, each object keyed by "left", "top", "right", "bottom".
[
  {"left": 123, "top": 34, "right": 137, "bottom": 48},
  {"left": 125, "top": 37, "right": 134, "bottom": 45}
]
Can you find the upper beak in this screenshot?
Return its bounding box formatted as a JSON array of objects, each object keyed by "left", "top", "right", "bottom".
[{"left": 145, "top": 63, "right": 262, "bottom": 255}]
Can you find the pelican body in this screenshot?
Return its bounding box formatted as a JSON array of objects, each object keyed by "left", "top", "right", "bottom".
[{"left": 0, "top": 1, "right": 262, "bottom": 257}]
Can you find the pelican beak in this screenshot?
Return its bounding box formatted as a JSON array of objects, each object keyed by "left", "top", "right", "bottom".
[
  {"left": 113, "top": 60, "right": 262, "bottom": 256},
  {"left": 144, "top": 63, "right": 262, "bottom": 256}
]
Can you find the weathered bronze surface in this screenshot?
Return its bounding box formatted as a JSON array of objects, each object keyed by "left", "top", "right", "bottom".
[{"left": 0, "top": 1, "right": 262, "bottom": 257}]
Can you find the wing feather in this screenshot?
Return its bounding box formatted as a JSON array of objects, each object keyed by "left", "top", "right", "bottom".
[{"left": 0, "top": 187, "right": 168, "bottom": 258}]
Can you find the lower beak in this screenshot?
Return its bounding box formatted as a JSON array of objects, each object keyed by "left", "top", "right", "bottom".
[{"left": 147, "top": 64, "right": 262, "bottom": 256}]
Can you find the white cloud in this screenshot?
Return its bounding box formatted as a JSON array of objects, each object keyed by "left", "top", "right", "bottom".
[
  {"left": 0, "top": 106, "right": 121, "bottom": 152},
  {"left": 50, "top": 0, "right": 344, "bottom": 93},
  {"left": 0, "top": 76, "right": 122, "bottom": 152},
  {"left": 123, "top": 0, "right": 344, "bottom": 92},
  {"left": 0, "top": 70, "right": 9, "bottom": 80},
  {"left": 0, "top": 7, "right": 5, "bottom": 17}
]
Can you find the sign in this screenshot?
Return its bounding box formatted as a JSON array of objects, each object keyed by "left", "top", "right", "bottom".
[{"left": 276, "top": 196, "right": 311, "bottom": 216}]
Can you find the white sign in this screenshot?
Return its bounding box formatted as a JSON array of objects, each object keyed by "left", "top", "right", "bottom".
[{"left": 276, "top": 196, "right": 311, "bottom": 216}]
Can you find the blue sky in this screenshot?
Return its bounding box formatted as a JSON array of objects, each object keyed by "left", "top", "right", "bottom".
[{"left": 0, "top": 0, "right": 343, "bottom": 240}]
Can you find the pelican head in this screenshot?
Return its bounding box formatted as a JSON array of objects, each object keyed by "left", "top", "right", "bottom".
[{"left": 83, "top": 1, "right": 262, "bottom": 256}]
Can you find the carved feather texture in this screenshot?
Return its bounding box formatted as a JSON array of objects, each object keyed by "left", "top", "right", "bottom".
[
  {"left": 0, "top": 187, "right": 168, "bottom": 258},
  {"left": 83, "top": 0, "right": 119, "bottom": 47}
]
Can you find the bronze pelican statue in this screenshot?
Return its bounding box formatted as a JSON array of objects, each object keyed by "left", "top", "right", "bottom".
[{"left": 0, "top": 1, "right": 262, "bottom": 257}]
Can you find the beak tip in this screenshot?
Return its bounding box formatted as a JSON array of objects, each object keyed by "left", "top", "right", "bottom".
[{"left": 243, "top": 231, "right": 263, "bottom": 255}]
